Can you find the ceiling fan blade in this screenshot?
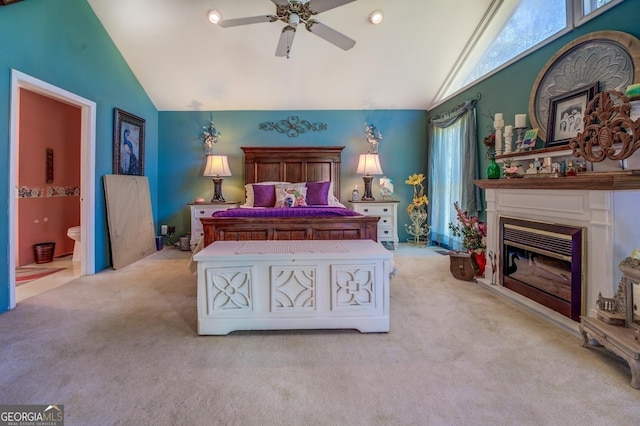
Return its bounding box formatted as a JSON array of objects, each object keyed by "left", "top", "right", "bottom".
[
  {"left": 308, "top": 0, "right": 357, "bottom": 14},
  {"left": 218, "top": 15, "right": 277, "bottom": 28},
  {"left": 306, "top": 20, "right": 356, "bottom": 51},
  {"left": 270, "top": 0, "right": 290, "bottom": 6},
  {"left": 276, "top": 26, "right": 297, "bottom": 57}
]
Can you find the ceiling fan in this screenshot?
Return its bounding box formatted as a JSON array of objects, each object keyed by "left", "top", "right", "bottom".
[{"left": 217, "top": 0, "right": 357, "bottom": 58}]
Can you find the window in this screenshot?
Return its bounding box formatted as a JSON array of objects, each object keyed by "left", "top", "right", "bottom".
[
  {"left": 429, "top": 102, "right": 481, "bottom": 250},
  {"left": 583, "top": 0, "right": 615, "bottom": 15},
  {"left": 429, "top": 123, "right": 465, "bottom": 249},
  {"left": 435, "top": 0, "right": 626, "bottom": 104},
  {"left": 461, "top": 0, "right": 566, "bottom": 89},
  {"left": 576, "top": 0, "right": 624, "bottom": 25}
]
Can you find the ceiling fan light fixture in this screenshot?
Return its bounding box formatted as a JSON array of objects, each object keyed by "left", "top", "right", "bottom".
[
  {"left": 369, "top": 10, "right": 383, "bottom": 25},
  {"left": 207, "top": 9, "right": 222, "bottom": 25},
  {"left": 289, "top": 13, "right": 300, "bottom": 27}
]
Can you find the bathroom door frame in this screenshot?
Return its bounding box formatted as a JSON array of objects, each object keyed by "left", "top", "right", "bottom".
[{"left": 8, "top": 70, "right": 96, "bottom": 309}]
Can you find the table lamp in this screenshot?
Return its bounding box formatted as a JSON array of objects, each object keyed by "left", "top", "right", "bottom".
[
  {"left": 203, "top": 154, "right": 232, "bottom": 202},
  {"left": 356, "top": 153, "right": 384, "bottom": 201}
]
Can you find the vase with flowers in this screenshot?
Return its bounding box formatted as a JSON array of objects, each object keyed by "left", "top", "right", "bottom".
[
  {"left": 404, "top": 173, "right": 430, "bottom": 247},
  {"left": 448, "top": 202, "right": 487, "bottom": 276}
]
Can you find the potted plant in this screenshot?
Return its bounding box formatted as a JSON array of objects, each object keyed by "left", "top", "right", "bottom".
[{"left": 448, "top": 202, "right": 487, "bottom": 276}]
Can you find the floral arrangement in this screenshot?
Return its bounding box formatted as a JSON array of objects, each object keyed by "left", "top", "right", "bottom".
[
  {"left": 448, "top": 202, "right": 486, "bottom": 253},
  {"left": 483, "top": 133, "right": 496, "bottom": 157},
  {"left": 201, "top": 121, "right": 221, "bottom": 154},
  {"left": 404, "top": 173, "right": 430, "bottom": 245},
  {"left": 364, "top": 122, "right": 382, "bottom": 153}
]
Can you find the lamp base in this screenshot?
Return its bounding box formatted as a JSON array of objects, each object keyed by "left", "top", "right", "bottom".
[
  {"left": 211, "top": 177, "right": 226, "bottom": 202},
  {"left": 361, "top": 175, "right": 375, "bottom": 201}
]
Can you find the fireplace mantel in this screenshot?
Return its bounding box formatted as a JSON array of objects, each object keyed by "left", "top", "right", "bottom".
[{"left": 474, "top": 171, "right": 640, "bottom": 191}]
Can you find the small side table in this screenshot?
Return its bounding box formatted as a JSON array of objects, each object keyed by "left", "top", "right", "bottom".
[
  {"left": 580, "top": 316, "right": 640, "bottom": 389},
  {"left": 349, "top": 200, "right": 399, "bottom": 248},
  {"left": 189, "top": 201, "right": 239, "bottom": 250}
]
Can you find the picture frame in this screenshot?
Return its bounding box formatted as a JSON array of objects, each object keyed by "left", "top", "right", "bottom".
[
  {"left": 520, "top": 128, "right": 539, "bottom": 151},
  {"left": 546, "top": 82, "right": 599, "bottom": 148},
  {"left": 379, "top": 177, "right": 394, "bottom": 199},
  {"left": 113, "top": 108, "right": 145, "bottom": 176}
]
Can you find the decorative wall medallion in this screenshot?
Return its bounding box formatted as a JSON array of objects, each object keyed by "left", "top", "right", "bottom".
[
  {"left": 271, "top": 266, "right": 316, "bottom": 311},
  {"left": 332, "top": 265, "right": 375, "bottom": 310},
  {"left": 529, "top": 31, "right": 640, "bottom": 141},
  {"left": 208, "top": 267, "right": 253, "bottom": 313},
  {"left": 259, "top": 116, "right": 327, "bottom": 137}
]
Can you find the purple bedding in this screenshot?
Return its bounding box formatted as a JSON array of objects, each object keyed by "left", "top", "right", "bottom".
[{"left": 212, "top": 207, "right": 363, "bottom": 218}]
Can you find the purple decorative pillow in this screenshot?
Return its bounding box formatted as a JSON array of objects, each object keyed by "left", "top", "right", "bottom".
[
  {"left": 252, "top": 184, "right": 276, "bottom": 207},
  {"left": 306, "top": 181, "right": 331, "bottom": 205}
]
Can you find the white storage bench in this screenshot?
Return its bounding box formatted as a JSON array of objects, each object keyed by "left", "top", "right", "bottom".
[{"left": 193, "top": 240, "right": 393, "bottom": 335}]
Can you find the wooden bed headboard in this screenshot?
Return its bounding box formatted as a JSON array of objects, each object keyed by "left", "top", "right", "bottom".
[{"left": 241, "top": 146, "right": 344, "bottom": 198}]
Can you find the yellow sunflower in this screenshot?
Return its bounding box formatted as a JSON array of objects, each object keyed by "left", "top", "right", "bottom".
[{"left": 404, "top": 173, "right": 425, "bottom": 186}]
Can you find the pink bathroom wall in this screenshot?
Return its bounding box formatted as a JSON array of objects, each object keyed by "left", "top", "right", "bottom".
[{"left": 18, "top": 89, "right": 81, "bottom": 265}]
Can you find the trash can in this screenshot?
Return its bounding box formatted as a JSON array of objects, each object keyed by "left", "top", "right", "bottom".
[
  {"left": 155, "top": 236, "right": 163, "bottom": 251},
  {"left": 33, "top": 242, "right": 56, "bottom": 264},
  {"left": 179, "top": 236, "right": 190, "bottom": 251}
]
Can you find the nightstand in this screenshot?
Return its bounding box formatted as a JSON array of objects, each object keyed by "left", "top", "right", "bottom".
[
  {"left": 189, "top": 201, "right": 239, "bottom": 249},
  {"left": 349, "top": 200, "right": 399, "bottom": 248}
]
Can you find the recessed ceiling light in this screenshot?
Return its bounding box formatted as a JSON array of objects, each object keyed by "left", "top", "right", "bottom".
[
  {"left": 207, "top": 9, "right": 222, "bottom": 24},
  {"left": 369, "top": 10, "right": 383, "bottom": 25}
]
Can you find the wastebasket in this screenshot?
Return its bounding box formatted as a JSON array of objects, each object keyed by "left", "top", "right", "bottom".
[
  {"left": 33, "top": 242, "right": 56, "bottom": 264},
  {"left": 179, "top": 236, "right": 190, "bottom": 251}
]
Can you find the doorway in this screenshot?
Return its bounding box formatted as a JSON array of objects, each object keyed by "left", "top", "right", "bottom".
[{"left": 8, "top": 70, "right": 96, "bottom": 308}]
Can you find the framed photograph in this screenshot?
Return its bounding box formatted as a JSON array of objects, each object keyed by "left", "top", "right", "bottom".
[
  {"left": 546, "top": 82, "right": 599, "bottom": 147},
  {"left": 113, "top": 108, "right": 145, "bottom": 175}
]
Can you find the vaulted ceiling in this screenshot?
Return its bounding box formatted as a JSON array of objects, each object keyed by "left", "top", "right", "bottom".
[{"left": 87, "top": 0, "right": 494, "bottom": 111}]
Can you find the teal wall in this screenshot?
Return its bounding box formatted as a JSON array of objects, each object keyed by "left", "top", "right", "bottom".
[
  {"left": 158, "top": 110, "right": 428, "bottom": 242},
  {"left": 427, "top": 0, "right": 640, "bottom": 199},
  {"left": 0, "top": 0, "right": 159, "bottom": 311}
]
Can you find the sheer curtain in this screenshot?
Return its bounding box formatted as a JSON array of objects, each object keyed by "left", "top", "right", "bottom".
[{"left": 428, "top": 99, "right": 481, "bottom": 250}]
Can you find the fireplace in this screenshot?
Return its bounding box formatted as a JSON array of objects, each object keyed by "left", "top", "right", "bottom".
[
  {"left": 474, "top": 178, "right": 640, "bottom": 335},
  {"left": 500, "top": 217, "right": 585, "bottom": 321}
]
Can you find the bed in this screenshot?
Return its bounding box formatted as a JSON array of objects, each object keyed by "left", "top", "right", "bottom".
[{"left": 200, "top": 146, "right": 379, "bottom": 246}]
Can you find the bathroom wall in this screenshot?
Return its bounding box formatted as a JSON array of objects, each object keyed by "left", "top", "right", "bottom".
[{"left": 17, "top": 89, "right": 81, "bottom": 265}]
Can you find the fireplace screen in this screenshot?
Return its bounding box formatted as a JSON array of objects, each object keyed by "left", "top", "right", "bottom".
[{"left": 500, "top": 218, "right": 584, "bottom": 321}]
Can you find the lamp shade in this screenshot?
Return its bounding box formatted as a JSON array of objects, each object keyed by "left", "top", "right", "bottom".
[
  {"left": 356, "top": 153, "right": 384, "bottom": 175},
  {"left": 203, "top": 155, "right": 232, "bottom": 177}
]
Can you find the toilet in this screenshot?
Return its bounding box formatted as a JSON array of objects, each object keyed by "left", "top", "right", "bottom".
[{"left": 66, "top": 226, "right": 81, "bottom": 262}]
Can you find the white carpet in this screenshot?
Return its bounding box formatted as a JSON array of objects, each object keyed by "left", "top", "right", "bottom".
[{"left": 0, "top": 245, "right": 638, "bottom": 425}]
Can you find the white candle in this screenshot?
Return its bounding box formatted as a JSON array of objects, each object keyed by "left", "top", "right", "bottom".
[
  {"left": 494, "top": 113, "right": 503, "bottom": 121},
  {"left": 515, "top": 114, "right": 527, "bottom": 128},
  {"left": 504, "top": 125, "right": 513, "bottom": 136}
]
